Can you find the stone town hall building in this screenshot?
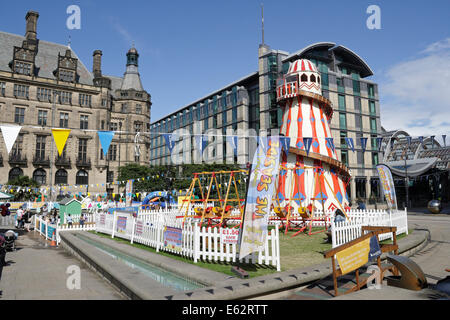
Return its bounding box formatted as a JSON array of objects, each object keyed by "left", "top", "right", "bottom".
[{"left": 0, "top": 11, "right": 151, "bottom": 196}]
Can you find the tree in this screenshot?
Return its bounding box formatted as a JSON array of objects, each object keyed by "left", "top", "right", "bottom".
[{"left": 6, "top": 175, "right": 40, "bottom": 201}]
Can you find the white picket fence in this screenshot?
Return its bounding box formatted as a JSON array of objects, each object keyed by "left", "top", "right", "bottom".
[
  {"left": 0, "top": 215, "right": 15, "bottom": 227},
  {"left": 94, "top": 211, "right": 281, "bottom": 271},
  {"left": 330, "top": 208, "right": 408, "bottom": 248}
]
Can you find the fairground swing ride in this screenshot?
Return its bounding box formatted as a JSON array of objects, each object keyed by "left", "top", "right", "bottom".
[{"left": 179, "top": 170, "right": 248, "bottom": 227}]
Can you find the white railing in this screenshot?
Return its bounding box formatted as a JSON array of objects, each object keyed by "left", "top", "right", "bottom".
[
  {"left": 330, "top": 208, "right": 408, "bottom": 248},
  {"left": 0, "top": 215, "right": 15, "bottom": 227},
  {"left": 94, "top": 211, "right": 281, "bottom": 271},
  {"left": 34, "top": 215, "right": 96, "bottom": 244}
]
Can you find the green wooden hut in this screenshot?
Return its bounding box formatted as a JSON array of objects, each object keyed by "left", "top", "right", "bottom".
[{"left": 59, "top": 197, "right": 82, "bottom": 224}]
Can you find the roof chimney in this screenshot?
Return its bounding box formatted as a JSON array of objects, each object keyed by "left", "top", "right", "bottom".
[
  {"left": 25, "top": 11, "right": 39, "bottom": 41},
  {"left": 93, "top": 50, "right": 102, "bottom": 77}
]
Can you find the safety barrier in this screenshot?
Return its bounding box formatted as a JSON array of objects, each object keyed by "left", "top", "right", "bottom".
[{"left": 94, "top": 211, "right": 281, "bottom": 271}]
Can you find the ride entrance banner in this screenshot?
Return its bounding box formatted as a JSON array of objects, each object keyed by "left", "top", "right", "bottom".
[
  {"left": 376, "top": 164, "right": 398, "bottom": 211},
  {"left": 335, "top": 235, "right": 381, "bottom": 275},
  {"left": 238, "top": 136, "right": 282, "bottom": 258}
]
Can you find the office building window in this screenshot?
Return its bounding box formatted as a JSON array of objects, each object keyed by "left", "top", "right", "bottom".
[
  {"left": 370, "top": 117, "right": 377, "bottom": 133},
  {"left": 368, "top": 84, "right": 375, "bottom": 97},
  {"left": 78, "top": 138, "right": 88, "bottom": 161},
  {"left": 37, "top": 88, "right": 51, "bottom": 101},
  {"left": 341, "top": 150, "right": 348, "bottom": 166},
  {"left": 79, "top": 94, "right": 92, "bottom": 107},
  {"left": 37, "top": 110, "right": 48, "bottom": 126},
  {"left": 352, "top": 78, "right": 360, "bottom": 95},
  {"left": 232, "top": 107, "right": 237, "bottom": 123},
  {"left": 339, "top": 113, "right": 347, "bottom": 129},
  {"left": 59, "top": 112, "right": 69, "bottom": 128},
  {"left": 35, "top": 135, "right": 46, "bottom": 159},
  {"left": 15, "top": 107, "right": 25, "bottom": 124},
  {"left": 336, "top": 77, "right": 344, "bottom": 93},
  {"left": 13, "top": 84, "right": 29, "bottom": 98},
  {"left": 32, "top": 169, "right": 46, "bottom": 185},
  {"left": 59, "top": 69, "right": 74, "bottom": 82},
  {"left": 134, "top": 122, "right": 142, "bottom": 132},
  {"left": 110, "top": 122, "right": 118, "bottom": 131},
  {"left": 9, "top": 167, "right": 23, "bottom": 181},
  {"left": 107, "top": 144, "right": 117, "bottom": 161},
  {"left": 340, "top": 131, "right": 347, "bottom": 148},
  {"left": 55, "top": 169, "right": 68, "bottom": 185},
  {"left": 136, "top": 104, "right": 142, "bottom": 114},
  {"left": 76, "top": 170, "right": 88, "bottom": 185},
  {"left": 355, "top": 114, "right": 362, "bottom": 130},
  {"left": 355, "top": 178, "right": 367, "bottom": 199},
  {"left": 338, "top": 94, "right": 346, "bottom": 110},
  {"left": 369, "top": 100, "right": 376, "bottom": 114},
  {"left": 0, "top": 82, "right": 5, "bottom": 95},
  {"left": 372, "top": 152, "right": 379, "bottom": 166},
  {"left": 14, "top": 61, "right": 32, "bottom": 75},
  {"left": 80, "top": 114, "right": 89, "bottom": 129},
  {"left": 107, "top": 171, "right": 114, "bottom": 183},
  {"left": 12, "top": 134, "right": 24, "bottom": 157},
  {"left": 354, "top": 96, "right": 361, "bottom": 111}
]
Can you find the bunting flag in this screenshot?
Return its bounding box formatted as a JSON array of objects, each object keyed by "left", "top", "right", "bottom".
[
  {"left": 443, "top": 135, "right": 447, "bottom": 147},
  {"left": 345, "top": 137, "right": 355, "bottom": 152},
  {"left": 0, "top": 124, "right": 22, "bottom": 154},
  {"left": 226, "top": 135, "right": 238, "bottom": 155},
  {"left": 325, "top": 137, "right": 335, "bottom": 153},
  {"left": 52, "top": 129, "right": 71, "bottom": 156},
  {"left": 280, "top": 137, "right": 291, "bottom": 153},
  {"left": 406, "top": 136, "right": 412, "bottom": 146},
  {"left": 98, "top": 131, "right": 115, "bottom": 157},
  {"left": 376, "top": 137, "right": 383, "bottom": 151},
  {"left": 163, "top": 133, "right": 178, "bottom": 153},
  {"left": 360, "top": 137, "right": 368, "bottom": 153},
  {"left": 303, "top": 137, "right": 313, "bottom": 155}
]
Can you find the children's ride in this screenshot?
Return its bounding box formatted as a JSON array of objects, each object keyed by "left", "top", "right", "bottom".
[
  {"left": 274, "top": 59, "right": 351, "bottom": 234},
  {"left": 180, "top": 170, "right": 247, "bottom": 227},
  {"left": 142, "top": 191, "right": 175, "bottom": 210}
]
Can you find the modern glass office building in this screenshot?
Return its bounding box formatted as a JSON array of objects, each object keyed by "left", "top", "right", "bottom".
[{"left": 150, "top": 42, "right": 382, "bottom": 204}]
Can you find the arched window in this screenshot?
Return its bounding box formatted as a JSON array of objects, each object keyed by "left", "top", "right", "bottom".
[
  {"left": 55, "top": 169, "right": 68, "bottom": 185},
  {"left": 300, "top": 74, "right": 308, "bottom": 82},
  {"left": 8, "top": 167, "right": 23, "bottom": 182},
  {"left": 310, "top": 74, "right": 316, "bottom": 82},
  {"left": 76, "top": 170, "right": 88, "bottom": 185},
  {"left": 33, "top": 169, "right": 46, "bottom": 185}
]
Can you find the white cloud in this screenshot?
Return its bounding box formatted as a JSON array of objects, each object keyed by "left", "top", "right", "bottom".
[{"left": 380, "top": 38, "right": 450, "bottom": 143}]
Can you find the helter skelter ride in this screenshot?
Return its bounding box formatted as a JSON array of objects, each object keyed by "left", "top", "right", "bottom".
[
  {"left": 179, "top": 170, "right": 248, "bottom": 227},
  {"left": 269, "top": 58, "right": 352, "bottom": 236}
]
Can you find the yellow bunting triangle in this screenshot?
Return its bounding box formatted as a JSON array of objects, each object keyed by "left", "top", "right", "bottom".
[{"left": 51, "top": 129, "right": 71, "bottom": 156}]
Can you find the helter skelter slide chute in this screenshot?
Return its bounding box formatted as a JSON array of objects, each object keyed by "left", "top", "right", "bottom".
[{"left": 270, "top": 58, "right": 352, "bottom": 235}]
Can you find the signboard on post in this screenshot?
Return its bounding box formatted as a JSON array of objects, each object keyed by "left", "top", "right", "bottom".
[
  {"left": 163, "top": 226, "right": 183, "bottom": 252},
  {"left": 238, "top": 136, "right": 282, "bottom": 258},
  {"left": 335, "top": 235, "right": 382, "bottom": 275},
  {"left": 376, "top": 164, "right": 398, "bottom": 211},
  {"left": 135, "top": 220, "right": 144, "bottom": 236}
]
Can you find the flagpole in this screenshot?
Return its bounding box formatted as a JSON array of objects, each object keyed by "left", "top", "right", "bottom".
[{"left": 50, "top": 91, "right": 58, "bottom": 203}]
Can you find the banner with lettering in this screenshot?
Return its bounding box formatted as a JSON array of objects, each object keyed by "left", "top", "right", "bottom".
[
  {"left": 238, "top": 136, "right": 282, "bottom": 258},
  {"left": 163, "top": 226, "right": 183, "bottom": 252},
  {"left": 125, "top": 179, "right": 133, "bottom": 207},
  {"left": 376, "top": 164, "right": 398, "bottom": 211}
]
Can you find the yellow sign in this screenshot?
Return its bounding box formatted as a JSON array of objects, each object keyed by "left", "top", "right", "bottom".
[
  {"left": 335, "top": 238, "right": 371, "bottom": 275},
  {"left": 52, "top": 129, "right": 71, "bottom": 156}
]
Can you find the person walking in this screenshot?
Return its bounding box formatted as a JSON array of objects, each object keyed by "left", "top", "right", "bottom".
[
  {"left": 16, "top": 206, "right": 24, "bottom": 229},
  {"left": 79, "top": 214, "right": 85, "bottom": 227},
  {"left": 67, "top": 214, "right": 73, "bottom": 228},
  {"left": 0, "top": 234, "right": 6, "bottom": 288}
]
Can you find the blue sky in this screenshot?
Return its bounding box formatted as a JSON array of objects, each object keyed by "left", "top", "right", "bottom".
[{"left": 1, "top": 0, "right": 449, "bottom": 139}]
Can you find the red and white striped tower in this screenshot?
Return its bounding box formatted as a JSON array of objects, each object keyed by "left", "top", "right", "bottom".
[{"left": 276, "top": 59, "right": 351, "bottom": 212}]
